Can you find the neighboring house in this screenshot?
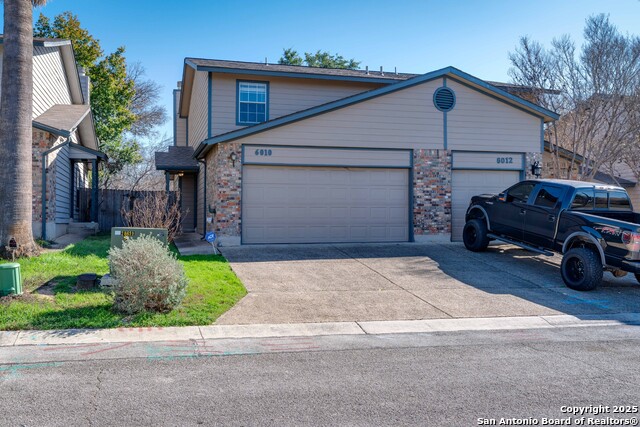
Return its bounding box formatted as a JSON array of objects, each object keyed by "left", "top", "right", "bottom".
[
  {"left": 0, "top": 36, "right": 105, "bottom": 240},
  {"left": 542, "top": 142, "right": 639, "bottom": 208},
  {"left": 155, "top": 59, "right": 558, "bottom": 244}
]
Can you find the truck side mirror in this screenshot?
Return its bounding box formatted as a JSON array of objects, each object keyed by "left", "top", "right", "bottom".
[{"left": 498, "top": 192, "right": 506, "bottom": 202}]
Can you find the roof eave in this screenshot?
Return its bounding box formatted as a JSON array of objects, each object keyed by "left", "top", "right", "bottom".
[
  {"left": 194, "top": 66, "right": 559, "bottom": 158},
  {"left": 193, "top": 65, "right": 405, "bottom": 84},
  {"left": 446, "top": 67, "right": 560, "bottom": 121}
]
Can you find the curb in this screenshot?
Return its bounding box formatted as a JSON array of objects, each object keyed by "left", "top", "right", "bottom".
[{"left": 2, "top": 313, "right": 640, "bottom": 347}]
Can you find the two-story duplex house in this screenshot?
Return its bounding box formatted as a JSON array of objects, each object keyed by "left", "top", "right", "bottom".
[
  {"left": 0, "top": 36, "right": 105, "bottom": 240},
  {"left": 155, "top": 59, "right": 558, "bottom": 245}
]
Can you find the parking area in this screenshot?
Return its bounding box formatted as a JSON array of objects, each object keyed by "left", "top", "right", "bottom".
[{"left": 216, "top": 242, "right": 640, "bottom": 325}]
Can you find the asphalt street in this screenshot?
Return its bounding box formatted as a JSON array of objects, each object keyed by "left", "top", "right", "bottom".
[{"left": 2, "top": 325, "right": 640, "bottom": 427}]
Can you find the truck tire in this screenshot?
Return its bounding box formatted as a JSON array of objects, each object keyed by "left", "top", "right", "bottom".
[
  {"left": 463, "top": 219, "right": 490, "bottom": 252},
  {"left": 635, "top": 274, "right": 640, "bottom": 285},
  {"left": 560, "top": 248, "right": 603, "bottom": 291}
]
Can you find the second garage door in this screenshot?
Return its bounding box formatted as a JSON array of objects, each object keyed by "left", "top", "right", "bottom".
[
  {"left": 242, "top": 166, "right": 409, "bottom": 244},
  {"left": 451, "top": 170, "right": 521, "bottom": 241}
]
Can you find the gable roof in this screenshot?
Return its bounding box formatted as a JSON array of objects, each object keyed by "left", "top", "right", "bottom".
[
  {"left": 193, "top": 66, "right": 560, "bottom": 158},
  {"left": 0, "top": 34, "right": 99, "bottom": 150},
  {"left": 180, "top": 58, "right": 556, "bottom": 117},
  {"left": 543, "top": 141, "right": 636, "bottom": 187}
]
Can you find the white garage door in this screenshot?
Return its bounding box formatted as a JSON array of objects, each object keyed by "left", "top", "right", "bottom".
[
  {"left": 242, "top": 166, "right": 409, "bottom": 244},
  {"left": 451, "top": 170, "right": 521, "bottom": 241}
]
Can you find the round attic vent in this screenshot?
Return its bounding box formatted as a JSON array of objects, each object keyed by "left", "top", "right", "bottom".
[{"left": 433, "top": 87, "right": 456, "bottom": 112}]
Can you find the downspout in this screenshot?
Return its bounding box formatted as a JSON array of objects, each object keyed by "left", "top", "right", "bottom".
[
  {"left": 41, "top": 139, "right": 71, "bottom": 241},
  {"left": 197, "top": 158, "right": 207, "bottom": 238}
]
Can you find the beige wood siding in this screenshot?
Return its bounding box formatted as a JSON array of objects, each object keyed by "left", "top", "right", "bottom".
[
  {"left": 236, "top": 80, "right": 444, "bottom": 150},
  {"left": 446, "top": 79, "right": 540, "bottom": 153},
  {"left": 243, "top": 145, "right": 411, "bottom": 168},
  {"left": 175, "top": 90, "right": 187, "bottom": 146},
  {"left": 211, "top": 74, "right": 381, "bottom": 136},
  {"left": 243, "top": 166, "right": 409, "bottom": 244},
  {"left": 32, "top": 46, "right": 72, "bottom": 118},
  {"left": 452, "top": 151, "right": 524, "bottom": 170},
  {"left": 188, "top": 71, "right": 209, "bottom": 147}
]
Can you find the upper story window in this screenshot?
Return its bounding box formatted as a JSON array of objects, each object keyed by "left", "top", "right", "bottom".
[{"left": 237, "top": 81, "right": 268, "bottom": 125}]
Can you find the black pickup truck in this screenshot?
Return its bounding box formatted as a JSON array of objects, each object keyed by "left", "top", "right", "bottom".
[{"left": 463, "top": 179, "right": 640, "bottom": 291}]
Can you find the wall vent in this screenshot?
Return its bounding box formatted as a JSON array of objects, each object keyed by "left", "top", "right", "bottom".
[{"left": 433, "top": 87, "right": 456, "bottom": 112}]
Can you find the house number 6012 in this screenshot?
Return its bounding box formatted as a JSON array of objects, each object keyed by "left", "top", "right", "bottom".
[
  {"left": 255, "top": 149, "right": 273, "bottom": 156},
  {"left": 496, "top": 157, "right": 513, "bottom": 164}
]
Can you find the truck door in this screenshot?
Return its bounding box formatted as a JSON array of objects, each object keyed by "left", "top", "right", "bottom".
[
  {"left": 523, "top": 184, "right": 566, "bottom": 248},
  {"left": 490, "top": 181, "right": 536, "bottom": 241}
]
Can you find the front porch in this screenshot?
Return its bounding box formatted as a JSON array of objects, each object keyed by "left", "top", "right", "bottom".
[{"left": 155, "top": 146, "right": 200, "bottom": 235}]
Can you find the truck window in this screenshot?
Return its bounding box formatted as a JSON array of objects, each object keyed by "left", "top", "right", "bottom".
[
  {"left": 506, "top": 182, "right": 536, "bottom": 203},
  {"left": 533, "top": 185, "right": 564, "bottom": 208},
  {"left": 609, "top": 191, "right": 632, "bottom": 211},
  {"left": 595, "top": 191, "right": 608, "bottom": 209},
  {"left": 571, "top": 189, "right": 595, "bottom": 210}
]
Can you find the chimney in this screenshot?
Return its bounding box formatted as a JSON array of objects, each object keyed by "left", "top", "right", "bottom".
[
  {"left": 78, "top": 67, "right": 90, "bottom": 104},
  {"left": 380, "top": 66, "right": 384, "bottom": 76},
  {"left": 395, "top": 67, "right": 397, "bottom": 75},
  {"left": 177, "top": 81, "right": 182, "bottom": 89},
  {"left": 365, "top": 66, "right": 369, "bottom": 75}
]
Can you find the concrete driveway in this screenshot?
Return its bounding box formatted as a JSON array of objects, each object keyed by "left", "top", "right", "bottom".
[{"left": 216, "top": 242, "right": 640, "bottom": 325}]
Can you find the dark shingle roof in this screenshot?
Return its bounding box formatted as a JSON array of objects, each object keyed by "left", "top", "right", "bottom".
[
  {"left": 594, "top": 171, "right": 636, "bottom": 187},
  {"left": 185, "top": 58, "right": 551, "bottom": 94},
  {"left": 186, "top": 58, "right": 415, "bottom": 81},
  {"left": 155, "top": 146, "right": 199, "bottom": 171}
]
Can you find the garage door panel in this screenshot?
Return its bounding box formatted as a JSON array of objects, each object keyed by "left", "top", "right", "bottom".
[
  {"left": 243, "top": 166, "right": 409, "bottom": 244},
  {"left": 451, "top": 170, "right": 520, "bottom": 242}
]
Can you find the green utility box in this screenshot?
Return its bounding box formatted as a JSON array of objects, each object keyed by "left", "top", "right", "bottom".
[
  {"left": 110, "top": 227, "right": 168, "bottom": 249},
  {"left": 0, "top": 263, "right": 22, "bottom": 296}
]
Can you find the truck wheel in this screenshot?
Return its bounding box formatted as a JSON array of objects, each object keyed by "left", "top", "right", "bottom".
[
  {"left": 463, "top": 219, "right": 490, "bottom": 252},
  {"left": 560, "top": 248, "right": 603, "bottom": 291}
]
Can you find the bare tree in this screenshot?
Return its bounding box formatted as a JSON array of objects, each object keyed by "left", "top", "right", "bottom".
[
  {"left": 108, "top": 136, "right": 171, "bottom": 191},
  {"left": 127, "top": 62, "right": 168, "bottom": 139},
  {"left": 509, "top": 14, "right": 640, "bottom": 181}
]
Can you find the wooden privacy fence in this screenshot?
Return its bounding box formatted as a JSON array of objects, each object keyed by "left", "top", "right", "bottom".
[{"left": 79, "top": 189, "right": 177, "bottom": 232}]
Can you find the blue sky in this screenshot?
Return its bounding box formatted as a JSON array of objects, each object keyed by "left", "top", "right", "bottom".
[{"left": 3, "top": 0, "right": 640, "bottom": 141}]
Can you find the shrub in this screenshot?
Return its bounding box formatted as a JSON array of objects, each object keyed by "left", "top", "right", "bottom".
[
  {"left": 108, "top": 235, "right": 187, "bottom": 314},
  {"left": 121, "top": 191, "right": 183, "bottom": 243}
]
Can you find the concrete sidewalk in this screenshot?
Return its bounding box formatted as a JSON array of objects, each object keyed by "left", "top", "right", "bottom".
[{"left": 2, "top": 312, "right": 640, "bottom": 347}]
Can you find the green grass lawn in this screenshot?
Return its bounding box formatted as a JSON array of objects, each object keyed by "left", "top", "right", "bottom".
[{"left": 0, "top": 235, "right": 246, "bottom": 330}]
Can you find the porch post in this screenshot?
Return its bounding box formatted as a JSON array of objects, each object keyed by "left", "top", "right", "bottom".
[
  {"left": 91, "top": 159, "right": 98, "bottom": 223},
  {"left": 165, "top": 171, "right": 170, "bottom": 192}
]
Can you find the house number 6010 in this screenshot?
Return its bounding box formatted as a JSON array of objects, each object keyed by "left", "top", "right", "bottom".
[{"left": 255, "top": 149, "right": 273, "bottom": 156}]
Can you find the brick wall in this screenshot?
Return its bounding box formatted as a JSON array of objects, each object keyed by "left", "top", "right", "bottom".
[
  {"left": 413, "top": 149, "right": 452, "bottom": 236},
  {"left": 205, "top": 142, "right": 242, "bottom": 237},
  {"left": 32, "top": 130, "right": 63, "bottom": 223},
  {"left": 204, "top": 145, "right": 539, "bottom": 241}
]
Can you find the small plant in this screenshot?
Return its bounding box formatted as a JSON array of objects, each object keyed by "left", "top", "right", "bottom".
[
  {"left": 108, "top": 235, "right": 187, "bottom": 314},
  {"left": 121, "top": 191, "right": 183, "bottom": 243}
]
